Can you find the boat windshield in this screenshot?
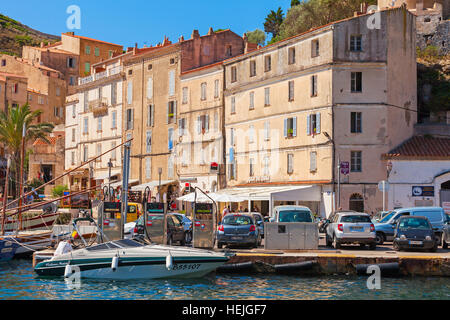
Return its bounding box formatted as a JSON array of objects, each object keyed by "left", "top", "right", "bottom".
[{"left": 85, "top": 239, "right": 144, "bottom": 251}]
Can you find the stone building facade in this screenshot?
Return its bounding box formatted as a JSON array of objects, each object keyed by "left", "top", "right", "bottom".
[{"left": 222, "top": 7, "right": 417, "bottom": 216}]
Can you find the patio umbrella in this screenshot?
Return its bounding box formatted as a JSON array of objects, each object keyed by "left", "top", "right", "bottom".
[{"left": 176, "top": 192, "right": 213, "bottom": 203}]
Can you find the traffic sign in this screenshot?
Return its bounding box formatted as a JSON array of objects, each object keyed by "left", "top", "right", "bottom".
[{"left": 378, "top": 180, "right": 390, "bottom": 192}]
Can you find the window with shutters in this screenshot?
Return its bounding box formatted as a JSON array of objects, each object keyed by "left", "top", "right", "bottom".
[
  {"left": 264, "top": 121, "right": 270, "bottom": 141},
  {"left": 310, "top": 151, "right": 317, "bottom": 172},
  {"left": 351, "top": 72, "right": 362, "bottom": 93},
  {"left": 287, "top": 153, "right": 294, "bottom": 174},
  {"left": 264, "top": 87, "right": 270, "bottom": 106},
  {"left": 214, "top": 112, "right": 218, "bottom": 132},
  {"left": 112, "top": 110, "right": 117, "bottom": 129},
  {"left": 71, "top": 151, "right": 75, "bottom": 165},
  {"left": 311, "top": 39, "right": 320, "bottom": 57},
  {"left": 147, "top": 77, "right": 153, "bottom": 99},
  {"left": 249, "top": 158, "right": 255, "bottom": 177},
  {"left": 111, "top": 82, "right": 117, "bottom": 105},
  {"left": 307, "top": 113, "right": 321, "bottom": 135},
  {"left": 263, "top": 155, "right": 270, "bottom": 176},
  {"left": 351, "top": 151, "right": 362, "bottom": 172},
  {"left": 249, "top": 125, "right": 255, "bottom": 143},
  {"left": 350, "top": 35, "right": 362, "bottom": 52},
  {"left": 178, "top": 118, "right": 186, "bottom": 136},
  {"left": 85, "top": 46, "right": 91, "bottom": 55},
  {"left": 126, "top": 108, "right": 133, "bottom": 130},
  {"left": 67, "top": 57, "right": 75, "bottom": 68},
  {"left": 264, "top": 55, "right": 271, "bottom": 72},
  {"left": 249, "top": 91, "right": 255, "bottom": 110},
  {"left": 182, "top": 87, "right": 188, "bottom": 104},
  {"left": 201, "top": 82, "right": 207, "bottom": 101},
  {"left": 168, "top": 128, "right": 174, "bottom": 151},
  {"left": 85, "top": 62, "right": 90, "bottom": 74},
  {"left": 214, "top": 80, "right": 219, "bottom": 98},
  {"left": 83, "top": 145, "right": 88, "bottom": 162},
  {"left": 168, "top": 156, "right": 174, "bottom": 178},
  {"left": 288, "top": 47, "right": 295, "bottom": 64},
  {"left": 198, "top": 115, "right": 209, "bottom": 134},
  {"left": 231, "top": 96, "right": 236, "bottom": 114},
  {"left": 96, "top": 143, "right": 102, "bottom": 161},
  {"left": 72, "top": 128, "right": 76, "bottom": 142},
  {"left": 167, "top": 101, "right": 176, "bottom": 124},
  {"left": 284, "top": 117, "right": 297, "bottom": 138},
  {"left": 83, "top": 117, "right": 88, "bottom": 134},
  {"left": 97, "top": 116, "right": 102, "bottom": 132},
  {"left": 147, "top": 105, "right": 154, "bottom": 127},
  {"left": 127, "top": 81, "right": 133, "bottom": 104},
  {"left": 249, "top": 60, "right": 256, "bottom": 77},
  {"left": 311, "top": 75, "right": 318, "bottom": 97},
  {"left": 168, "top": 70, "right": 175, "bottom": 96},
  {"left": 228, "top": 148, "right": 236, "bottom": 180},
  {"left": 350, "top": 112, "right": 362, "bottom": 133},
  {"left": 230, "top": 128, "right": 235, "bottom": 146},
  {"left": 146, "top": 131, "right": 152, "bottom": 153},
  {"left": 231, "top": 66, "right": 237, "bottom": 83},
  {"left": 288, "top": 81, "right": 294, "bottom": 101},
  {"left": 83, "top": 92, "right": 88, "bottom": 112}
]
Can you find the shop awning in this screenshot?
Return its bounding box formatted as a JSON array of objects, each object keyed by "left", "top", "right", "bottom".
[
  {"left": 131, "top": 180, "right": 176, "bottom": 191},
  {"left": 214, "top": 185, "right": 321, "bottom": 201},
  {"left": 94, "top": 170, "right": 121, "bottom": 181},
  {"left": 108, "top": 179, "right": 139, "bottom": 188}
]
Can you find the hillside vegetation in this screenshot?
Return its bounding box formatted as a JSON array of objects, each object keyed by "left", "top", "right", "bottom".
[{"left": 0, "top": 13, "right": 59, "bottom": 57}]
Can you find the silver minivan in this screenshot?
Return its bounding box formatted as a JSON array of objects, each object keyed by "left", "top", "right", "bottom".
[{"left": 325, "top": 211, "right": 376, "bottom": 250}]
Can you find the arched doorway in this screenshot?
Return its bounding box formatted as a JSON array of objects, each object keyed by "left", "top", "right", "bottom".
[{"left": 349, "top": 193, "right": 364, "bottom": 212}]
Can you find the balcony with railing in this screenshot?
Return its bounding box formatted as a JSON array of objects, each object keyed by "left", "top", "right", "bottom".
[
  {"left": 78, "top": 65, "right": 123, "bottom": 86},
  {"left": 89, "top": 97, "right": 109, "bottom": 117}
]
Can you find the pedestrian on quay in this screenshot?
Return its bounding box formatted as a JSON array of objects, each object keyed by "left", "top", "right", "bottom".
[{"left": 222, "top": 206, "right": 229, "bottom": 217}]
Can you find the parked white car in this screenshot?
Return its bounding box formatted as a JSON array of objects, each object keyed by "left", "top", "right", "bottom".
[{"left": 270, "top": 206, "right": 314, "bottom": 223}]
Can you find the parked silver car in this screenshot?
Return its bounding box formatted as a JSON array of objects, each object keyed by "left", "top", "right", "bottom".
[
  {"left": 325, "top": 211, "right": 376, "bottom": 250},
  {"left": 443, "top": 214, "right": 450, "bottom": 249},
  {"left": 251, "top": 212, "right": 265, "bottom": 238}
]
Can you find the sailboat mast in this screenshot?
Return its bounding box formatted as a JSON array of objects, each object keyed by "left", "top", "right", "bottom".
[
  {"left": 1, "top": 157, "right": 10, "bottom": 235},
  {"left": 18, "top": 124, "right": 26, "bottom": 231}
]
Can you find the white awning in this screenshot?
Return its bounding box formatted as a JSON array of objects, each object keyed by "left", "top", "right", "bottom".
[
  {"left": 108, "top": 179, "right": 139, "bottom": 188},
  {"left": 94, "top": 170, "right": 121, "bottom": 181},
  {"left": 177, "top": 192, "right": 246, "bottom": 203},
  {"left": 214, "top": 185, "right": 321, "bottom": 201},
  {"left": 131, "top": 180, "right": 176, "bottom": 191}
]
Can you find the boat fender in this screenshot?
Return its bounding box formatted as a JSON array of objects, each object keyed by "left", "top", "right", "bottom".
[
  {"left": 166, "top": 252, "right": 173, "bottom": 270},
  {"left": 64, "top": 264, "right": 73, "bottom": 278},
  {"left": 356, "top": 262, "right": 400, "bottom": 276},
  {"left": 111, "top": 256, "right": 119, "bottom": 271},
  {"left": 274, "top": 261, "right": 316, "bottom": 273},
  {"left": 216, "top": 261, "right": 254, "bottom": 273}
]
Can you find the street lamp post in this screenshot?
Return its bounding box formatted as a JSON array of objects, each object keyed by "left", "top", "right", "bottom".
[{"left": 107, "top": 159, "right": 113, "bottom": 201}]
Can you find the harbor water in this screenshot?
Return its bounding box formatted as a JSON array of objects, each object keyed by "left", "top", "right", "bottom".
[{"left": 0, "top": 259, "right": 449, "bottom": 300}]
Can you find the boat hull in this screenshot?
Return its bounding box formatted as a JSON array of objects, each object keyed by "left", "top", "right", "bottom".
[
  {"left": 35, "top": 256, "right": 228, "bottom": 279},
  {"left": 0, "top": 239, "right": 19, "bottom": 262},
  {"left": 4, "top": 213, "right": 58, "bottom": 232},
  {"left": 1, "top": 230, "right": 53, "bottom": 257}
]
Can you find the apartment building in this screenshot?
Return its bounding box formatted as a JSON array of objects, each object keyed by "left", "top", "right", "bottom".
[
  {"left": 177, "top": 62, "right": 225, "bottom": 195},
  {"left": 0, "top": 72, "right": 28, "bottom": 113},
  {"left": 64, "top": 53, "right": 128, "bottom": 192},
  {"left": 223, "top": 7, "right": 417, "bottom": 216},
  {"left": 122, "top": 29, "right": 245, "bottom": 202},
  {"left": 0, "top": 54, "right": 67, "bottom": 125}
]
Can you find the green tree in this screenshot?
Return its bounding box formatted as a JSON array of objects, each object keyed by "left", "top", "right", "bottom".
[
  {"left": 52, "top": 184, "right": 69, "bottom": 198},
  {"left": 264, "top": 7, "right": 285, "bottom": 38},
  {"left": 246, "top": 29, "right": 266, "bottom": 46},
  {"left": 278, "top": 0, "right": 377, "bottom": 41},
  {"left": 0, "top": 104, "right": 54, "bottom": 197},
  {"left": 291, "top": 0, "right": 301, "bottom": 7}
]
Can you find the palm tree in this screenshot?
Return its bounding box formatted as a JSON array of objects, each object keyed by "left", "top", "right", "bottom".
[{"left": 0, "top": 103, "right": 54, "bottom": 198}]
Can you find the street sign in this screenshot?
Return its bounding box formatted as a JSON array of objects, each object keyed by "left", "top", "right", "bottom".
[
  {"left": 378, "top": 180, "right": 390, "bottom": 192},
  {"left": 412, "top": 186, "right": 434, "bottom": 197},
  {"left": 340, "top": 161, "right": 349, "bottom": 175}
]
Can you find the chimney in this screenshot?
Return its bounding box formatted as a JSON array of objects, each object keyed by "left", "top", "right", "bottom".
[
  {"left": 179, "top": 35, "right": 184, "bottom": 42},
  {"left": 207, "top": 27, "right": 214, "bottom": 35},
  {"left": 162, "top": 36, "right": 172, "bottom": 46},
  {"left": 191, "top": 29, "right": 200, "bottom": 39}
]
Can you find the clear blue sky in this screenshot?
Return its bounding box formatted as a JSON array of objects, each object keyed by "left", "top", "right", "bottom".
[{"left": 1, "top": 0, "right": 292, "bottom": 49}]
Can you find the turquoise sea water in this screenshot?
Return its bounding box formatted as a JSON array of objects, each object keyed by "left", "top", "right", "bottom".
[{"left": 0, "top": 259, "right": 449, "bottom": 300}]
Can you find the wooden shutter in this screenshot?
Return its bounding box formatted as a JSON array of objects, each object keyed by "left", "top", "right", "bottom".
[
  {"left": 293, "top": 117, "right": 297, "bottom": 137},
  {"left": 306, "top": 115, "right": 311, "bottom": 135},
  {"left": 316, "top": 113, "right": 321, "bottom": 133},
  {"left": 284, "top": 118, "right": 288, "bottom": 137}
]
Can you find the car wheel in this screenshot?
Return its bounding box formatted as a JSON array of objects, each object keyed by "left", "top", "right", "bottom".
[
  {"left": 184, "top": 232, "right": 191, "bottom": 244},
  {"left": 333, "top": 235, "right": 341, "bottom": 249},
  {"left": 443, "top": 239, "right": 448, "bottom": 249},
  {"left": 369, "top": 243, "right": 376, "bottom": 250},
  {"left": 376, "top": 232, "right": 385, "bottom": 245}
]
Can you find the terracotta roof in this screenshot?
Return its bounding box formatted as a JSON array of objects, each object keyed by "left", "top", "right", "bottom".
[
  {"left": 33, "top": 136, "right": 59, "bottom": 146},
  {"left": 383, "top": 136, "right": 450, "bottom": 160},
  {"left": 0, "top": 72, "right": 28, "bottom": 82},
  {"left": 181, "top": 61, "right": 223, "bottom": 76},
  {"left": 63, "top": 33, "right": 122, "bottom": 48},
  {"left": 235, "top": 180, "right": 332, "bottom": 187}
]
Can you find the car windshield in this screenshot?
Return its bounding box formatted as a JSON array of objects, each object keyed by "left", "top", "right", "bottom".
[
  {"left": 378, "top": 211, "right": 396, "bottom": 223},
  {"left": 399, "top": 218, "right": 431, "bottom": 230},
  {"left": 278, "top": 210, "right": 312, "bottom": 222},
  {"left": 340, "top": 215, "right": 371, "bottom": 223},
  {"left": 222, "top": 215, "right": 253, "bottom": 225}
]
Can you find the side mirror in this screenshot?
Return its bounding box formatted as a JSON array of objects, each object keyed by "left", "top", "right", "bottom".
[{"left": 257, "top": 221, "right": 263, "bottom": 226}]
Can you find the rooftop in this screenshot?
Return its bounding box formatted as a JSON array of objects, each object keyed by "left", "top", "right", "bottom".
[{"left": 383, "top": 136, "right": 450, "bottom": 160}]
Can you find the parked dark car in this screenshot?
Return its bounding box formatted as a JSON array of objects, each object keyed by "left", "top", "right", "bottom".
[
  {"left": 393, "top": 216, "right": 437, "bottom": 252},
  {"left": 216, "top": 213, "right": 261, "bottom": 249},
  {"left": 443, "top": 214, "right": 450, "bottom": 249},
  {"left": 134, "top": 214, "right": 186, "bottom": 246}
]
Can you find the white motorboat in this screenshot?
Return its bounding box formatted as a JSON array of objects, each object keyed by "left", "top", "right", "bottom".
[{"left": 34, "top": 239, "right": 232, "bottom": 279}]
